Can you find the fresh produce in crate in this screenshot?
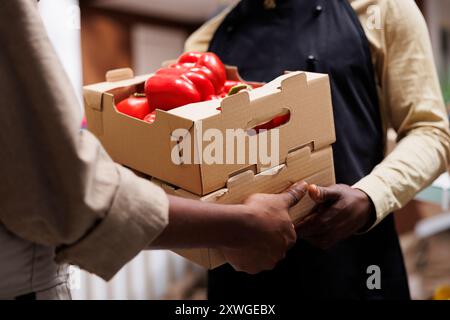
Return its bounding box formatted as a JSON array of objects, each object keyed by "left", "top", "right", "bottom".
[
  {"left": 206, "top": 92, "right": 228, "bottom": 101},
  {"left": 115, "top": 52, "right": 290, "bottom": 128},
  {"left": 223, "top": 80, "right": 248, "bottom": 94},
  {"left": 177, "top": 52, "right": 227, "bottom": 93},
  {"left": 145, "top": 52, "right": 229, "bottom": 111},
  {"left": 84, "top": 66, "right": 336, "bottom": 198},
  {"left": 116, "top": 93, "right": 152, "bottom": 120},
  {"left": 145, "top": 69, "right": 203, "bottom": 111}
]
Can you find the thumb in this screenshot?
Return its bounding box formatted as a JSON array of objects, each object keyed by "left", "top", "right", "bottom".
[
  {"left": 279, "top": 181, "right": 308, "bottom": 208},
  {"left": 308, "top": 184, "right": 341, "bottom": 204}
]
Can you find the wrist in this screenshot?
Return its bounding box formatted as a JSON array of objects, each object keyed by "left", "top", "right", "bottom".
[
  {"left": 217, "top": 204, "right": 255, "bottom": 250},
  {"left": 153, "top": 196, "right": 251, "bottom": 249},
  {"left": 356, "top": 189, "right": 377, "bottom": 232}
]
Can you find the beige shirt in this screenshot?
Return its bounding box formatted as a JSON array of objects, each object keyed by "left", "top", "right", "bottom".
[
  {"left": 185, "top": 0, "right": 450, "bottom": 229},
  {"left": 0, "top": 0, "right": 168, "bottom": 283}
]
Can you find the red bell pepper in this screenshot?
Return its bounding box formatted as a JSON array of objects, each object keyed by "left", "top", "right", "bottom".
[
  {"left": 116, "top": 93, "right": 152, "bottom": 120},
  {"left": 253, "top": 113, "right": 290, "bottom": 132},
  {"left": 223, "top": 80, "right": 248, "bottom": 94},
  {"left": 157, "top": 67, "right": 215, "bottom": 100},
  {"left": 177, "top": 52, "right": 202, "bottom": 64},
  {"left": 177, "top": 52, "right": 227, "bottom": 94},
  {"left": 271, "top": 113, "right": 290, "bottom": 127},
  {"left": 171, "top": 64, "right": 221, "bottom": 96},
  {"left": 206, "top": 92, "right": 227, "bottom": 101},
  {"left": 145, "top": 70, "right": 202, "bottom": 111}
]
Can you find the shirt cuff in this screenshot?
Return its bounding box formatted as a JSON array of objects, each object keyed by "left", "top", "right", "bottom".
[
  {"left": 55, "top": 166, "right": 169, "bottom": 281},
  {"left": 352, "top": 174, "right": 393, "bottom": 232}
]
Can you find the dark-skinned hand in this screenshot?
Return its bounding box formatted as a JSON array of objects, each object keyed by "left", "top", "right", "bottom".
[
  {"left": 296, "top": 184, "right": 376, "bottom": 250},
  {"left": 222, "top": 181, "right": 308, "bottom": 274}
]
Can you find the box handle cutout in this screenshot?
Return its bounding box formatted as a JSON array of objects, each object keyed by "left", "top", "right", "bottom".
[{"left": 246, "top": 108, "right": 291, "bottom": 134}]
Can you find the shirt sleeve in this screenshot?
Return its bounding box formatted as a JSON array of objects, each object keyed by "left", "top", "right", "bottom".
[
  {"left": 353, "top": 0, "right": 450, "bottom": 229},
  {"left": 184, "top": 5, "right": 234, "bottom": 52},
  {"left": 0, "top": 0, "right": 168, "bottom": 281},
  {"left": 186, "top": 0, "right": 450, "bottom": 231}
]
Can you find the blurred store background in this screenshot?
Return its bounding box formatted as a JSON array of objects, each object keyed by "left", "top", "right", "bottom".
[{"left": 37, "top": 0, "right": 450, "bottom": 300}]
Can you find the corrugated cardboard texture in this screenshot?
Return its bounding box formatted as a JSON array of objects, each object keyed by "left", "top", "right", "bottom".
[
  {"left": 154, "top": 145, "right": 335, "bottom": 269},
  {"left": 83, "top": 68, "right": 336, "bottom": 196}
]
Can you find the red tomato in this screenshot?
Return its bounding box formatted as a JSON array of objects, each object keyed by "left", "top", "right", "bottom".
[{"left": 116, "top": 94, "right": 152, "bottom": 120}]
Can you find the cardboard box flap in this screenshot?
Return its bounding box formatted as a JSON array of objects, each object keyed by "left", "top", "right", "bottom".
[
  {"left": 84, "top": 74, "right": 149, "bottom": 97},
  {"left": 83, "top": 89, "right": 105, "bottom": 135},
  {"left": 84, "top": 88, "right": 104, "bottom": 112},
  {"left": 278, "top": 71, "right": 308, "bottom": 94},
  {"left": 247, "top": 72, "right": 306, "bottom": 100},
  {"left": 105, "top": 68, "right": 134, "bottom": 82}
]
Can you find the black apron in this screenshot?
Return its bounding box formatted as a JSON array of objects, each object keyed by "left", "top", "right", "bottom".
[{"left": 207, "top": 0, "right": 410, "bottom": 300}]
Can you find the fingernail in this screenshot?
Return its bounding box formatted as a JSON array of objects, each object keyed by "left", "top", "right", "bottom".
[
  {"left": 297, "top": 181, "right": 308, "bottom": 188},
  {"left": 295, "top": 181, "right": 308, "bottom": 194},
  {"left": 308, "top": 184, "right": 319, "bottom": 197}
]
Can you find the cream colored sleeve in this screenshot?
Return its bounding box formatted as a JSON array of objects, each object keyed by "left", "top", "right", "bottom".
[
  {"left": 185, "top": 5, "right": 234, "bottom": 52},
  {"left": 188, "top": 0, "right": 450, "bottom": 229},
  {"left": 0, "top": 0, "right": 168, "bottom": 280},
  {"left": 353, "top": 0, "right": 450, "bottom": 228}
]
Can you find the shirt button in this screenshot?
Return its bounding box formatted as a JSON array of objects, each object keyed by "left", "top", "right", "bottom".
[
  {"left": 227, "top": 25, "right": 234, "bottom": 33},
  {"left": 307, "top": 55, "right": 317, "bottom": 71},
  {"left": 307, "top": 55, "right": 317, "bottom": 63},
  {"left": 315, "top": 5, "right": 323, "bottom": 15}
]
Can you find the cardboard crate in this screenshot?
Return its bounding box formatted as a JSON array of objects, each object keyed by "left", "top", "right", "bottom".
[
  {"left": 153, "top": 144, "right": 335, "bottom": 269},
  {"left": 83, "top": 68, "right": 335, "bottom": 196}
]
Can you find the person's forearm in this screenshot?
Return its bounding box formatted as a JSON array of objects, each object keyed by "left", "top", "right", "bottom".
[
  {"left": 149, "top": 195, "right": 249, "bottom": 249},
  {"left": 354, "top": 128, "right": 450, "bottom": 228}
]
